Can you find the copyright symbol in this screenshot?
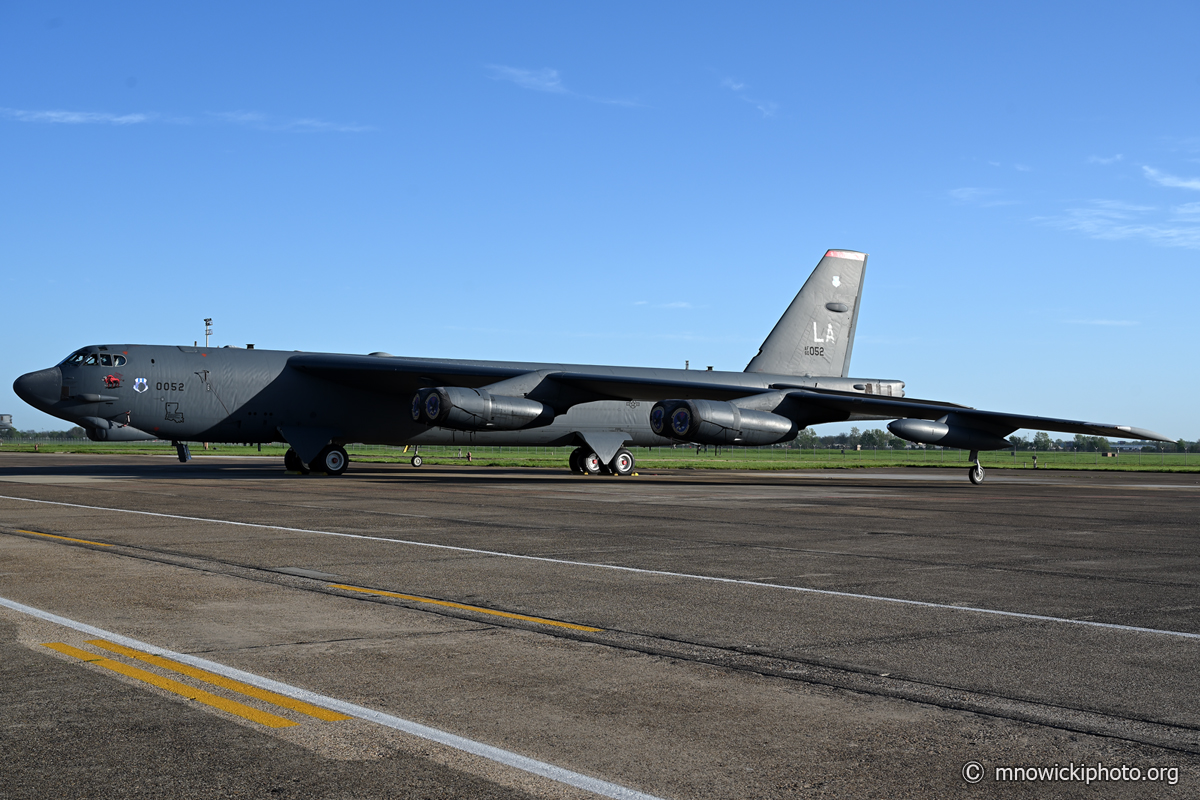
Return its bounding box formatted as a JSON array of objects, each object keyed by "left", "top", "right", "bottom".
[{"left": 962, "top": 761, "right": 984, "bottom": 784}]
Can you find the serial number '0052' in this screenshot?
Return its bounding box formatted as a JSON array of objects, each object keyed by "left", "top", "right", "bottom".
[
  {"left": 804, "top": 346, "right": 825, "bottom": 356},
  {"left": 157, "top": 382, "right": 185, "bottom": 391}
]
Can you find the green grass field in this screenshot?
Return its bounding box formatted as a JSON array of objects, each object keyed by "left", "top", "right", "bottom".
[{"left": 2, "top": 440, "right": 1197, "bottom": 473}]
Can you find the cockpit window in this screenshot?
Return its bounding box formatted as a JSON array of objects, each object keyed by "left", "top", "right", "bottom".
[{"left": 59, "top": 350, "right": 126, "bottom": 367}]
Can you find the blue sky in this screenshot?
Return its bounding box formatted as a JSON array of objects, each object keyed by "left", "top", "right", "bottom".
[{"left": 3, "top": 2, "right": 1197, "bottom": 439}]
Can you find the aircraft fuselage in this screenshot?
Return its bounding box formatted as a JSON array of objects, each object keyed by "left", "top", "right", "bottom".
[{"left": 16, "top": 344, "right": 897, "bottom": 449}]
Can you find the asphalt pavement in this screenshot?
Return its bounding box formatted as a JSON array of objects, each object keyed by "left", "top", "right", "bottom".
[{"left": 1, "top": 453, "right": 1197, "bottom": 798}]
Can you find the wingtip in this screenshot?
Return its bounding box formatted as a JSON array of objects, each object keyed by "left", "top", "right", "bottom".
[{"left": 1121, "top": 426, "right": 1174, "bottom": 443}]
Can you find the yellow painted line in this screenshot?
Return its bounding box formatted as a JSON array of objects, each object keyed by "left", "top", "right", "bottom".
[
  {"left": 330, "top": 584, "right": 604, "bottom": 632},
  {"left": 41, "top": 642, "right": 298, "bottom": 728},
  {"left": 16, "top": 529, "right": 111, "bottom": 547},
  {"left": 87, "top": 639, "right": 350, "bottom": 721}
]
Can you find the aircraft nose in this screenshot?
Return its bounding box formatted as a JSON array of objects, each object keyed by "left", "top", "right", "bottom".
[{"left": 13, "top": 367, "right": 62, "bottom": 409}]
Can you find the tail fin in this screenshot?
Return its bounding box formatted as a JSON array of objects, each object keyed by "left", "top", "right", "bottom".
[{"left": 745, "top": 249, "right": 867, "bottom": 377}]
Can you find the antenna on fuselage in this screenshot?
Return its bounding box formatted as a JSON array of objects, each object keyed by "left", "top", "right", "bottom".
[{"left": 204, "top": 318, "right": 213, "bottom": 348}]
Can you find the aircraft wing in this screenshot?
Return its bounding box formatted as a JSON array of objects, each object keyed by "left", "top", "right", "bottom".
[
  {"left": 289, "top": 355, "right": 773, "bottom": 405},
  {"left": 550, "top": 373, "right": 773, "bottom": 402},
  {"left": 786, "top": 387, "right": 1173, "bottom": 442},
  {"left": 288, "top": 354, "right": 533, "bottom": 393}
]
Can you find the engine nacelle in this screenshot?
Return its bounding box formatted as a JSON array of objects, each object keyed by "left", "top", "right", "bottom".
[
  {"left": 411, "top": 387, "right": 553, "bottom": 431},
  {"left": 887, "top": 418, "right": 1012, "bottom": 451},
  {"left": 649, "top": 399, "right": 796, "bottom": 446}
]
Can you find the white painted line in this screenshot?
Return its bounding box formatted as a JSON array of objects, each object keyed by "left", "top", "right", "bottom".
[
  {"left": 3, "top": 494, "right": 1199, "bottom": 641},
  {"left": 0, "top": 595, "right": 664, "bottom": 800}
]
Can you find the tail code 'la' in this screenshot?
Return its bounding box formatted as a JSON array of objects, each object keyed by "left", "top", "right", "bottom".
[{"left": 744, "top": 249, "right": 867, "bottom": 378}]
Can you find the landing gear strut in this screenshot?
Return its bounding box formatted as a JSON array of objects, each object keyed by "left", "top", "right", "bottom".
[
  {"left": 172, "top": 440, "right": 191, "bottom": 463},
  {"left": 284, "top": 447, "right": 310, "bottom": 474},
  {"left": 967, "top": 450, "right": 985, "bottom": 485}
]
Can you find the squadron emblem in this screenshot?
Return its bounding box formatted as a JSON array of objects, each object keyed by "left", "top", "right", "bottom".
[{"left": 134, "top": 378, "right": 148, "bottom": 393}]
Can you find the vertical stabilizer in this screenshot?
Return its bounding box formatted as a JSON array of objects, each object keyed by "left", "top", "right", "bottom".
[{"left": 745, "top": 249, "right": 867, "bottom": 377}]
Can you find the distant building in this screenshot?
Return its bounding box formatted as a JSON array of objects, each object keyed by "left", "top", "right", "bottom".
[
  {"left": 1113, "top": 440, "right": 1157, "bottom": 451},
  {"left": 0, "top": 414, "right": 12, "bottom": 430}
]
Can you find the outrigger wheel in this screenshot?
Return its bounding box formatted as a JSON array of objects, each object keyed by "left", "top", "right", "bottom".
[
  {"left": 967, "top": 450, "right": 985, "bottom": 485},
  {"left": 284, "top": 447, "right": 310, "bottom": 474},
  {"left": 312, "top": 445, "right": 349, "bottom": 476}
]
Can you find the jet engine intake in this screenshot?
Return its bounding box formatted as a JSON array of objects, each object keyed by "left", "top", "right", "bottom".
[
  {"left": 649, "top": 399, "right": 796, "bottom": 446},
  {"left": 411, "top": 387, "right": 553, "bottom": 431},
  {"left": 887, "top": 418, "right": 1012, "bottom": 451}
]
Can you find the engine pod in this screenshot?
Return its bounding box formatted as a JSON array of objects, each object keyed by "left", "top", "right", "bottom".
[{"left": 650, "top": 399, "right": 796, "bottom": 446}]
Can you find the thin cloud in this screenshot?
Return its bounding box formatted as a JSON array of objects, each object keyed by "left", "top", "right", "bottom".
[
  {"left": 1041, "top": 199, "right": 1200, "bottom": 249},
  {"left": 486, "top": 65, "right": 567, "bottom": 94},
  {"left": 486, "top": 65, "right": 639, "bottom": 106},
  {"left": 1088, "top": 154, "right": 1123, "bottom": 165},
  {"left": 719, "top": 76, "right": 778, "bottom": 118},
  {"left": 635, "top": 300, "right": 697, "bottom": 309},
  {"left": 1014, "top": 163, "right": 1032, "bottom": 172},
  {"left": 949, "top": 187, "right": 1018, "bottom": 207},
  {"left": 1, "top": 107, "right": 155, "bottom": 125},
  {"left": 0, "top": 106, "right": 369, "bottom": 132},
  {"left": 1065, "top": 319, "right": 1139, "bottom": 326},
  {"left": 210, "top": 111, "right": 373, "bottom": 133},
  {"left": 1144, "top": 166, "right": 1200, "bottom": 190}
]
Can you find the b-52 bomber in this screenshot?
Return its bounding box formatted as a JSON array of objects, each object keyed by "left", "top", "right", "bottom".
[{"left": 14, "top": 249, "right": 1170, "bottom": 484}]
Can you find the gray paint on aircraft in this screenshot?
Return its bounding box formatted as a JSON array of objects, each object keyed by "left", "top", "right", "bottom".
[{"left": 13, "top": 250, "right": 1171, "bottom": 483}]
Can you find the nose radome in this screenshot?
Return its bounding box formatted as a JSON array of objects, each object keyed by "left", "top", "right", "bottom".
[{"left": 13, "top": 367, "right": 62, "bottom": 408}]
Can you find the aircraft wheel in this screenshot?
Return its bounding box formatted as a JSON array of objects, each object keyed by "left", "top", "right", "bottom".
[
  {"left": 609, "top": 448, "right": 635, "bottom": 476},
  {"left": 568, "top": 447, "right": 585, "bottom": 474},
  {"left": 313, "top": 445, "right": 349, "bottom": 475},
  {"left": 968, "top": 463, "right": 985, "bottom": 485},
  {"left": 579, "top": 451, "right": 603, "bottom": 476},
  {"left": 284, "top": 448, "right": 310, "bottom": 474},
  {"left": 411, "top": 455, "right": 423, "bottom": 468}
]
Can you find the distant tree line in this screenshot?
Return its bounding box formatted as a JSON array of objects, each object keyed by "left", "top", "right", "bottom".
[{"left": 0, "top": 427, "right": 87, "bottom": 440}]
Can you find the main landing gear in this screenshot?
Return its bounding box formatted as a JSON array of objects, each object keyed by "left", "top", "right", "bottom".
[
  {"left": 967, "top": 450, "right": 986, "bottom": 485},
  {"left": 286, "top": 445, "right": 350, "bottom": 475},
  {"left": 569, "top": 447, "right": 635, "bottom": 477},
  {"left": 284, "top": 448, "right": 309, "bottom": 474},
  {"left": 313, "top": 445, "right": 349, "bottom": 476}
]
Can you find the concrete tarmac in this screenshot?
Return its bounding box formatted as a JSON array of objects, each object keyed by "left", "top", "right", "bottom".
[{"left": 1, "top": 453, "right": 1197, "bottom": 798}]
